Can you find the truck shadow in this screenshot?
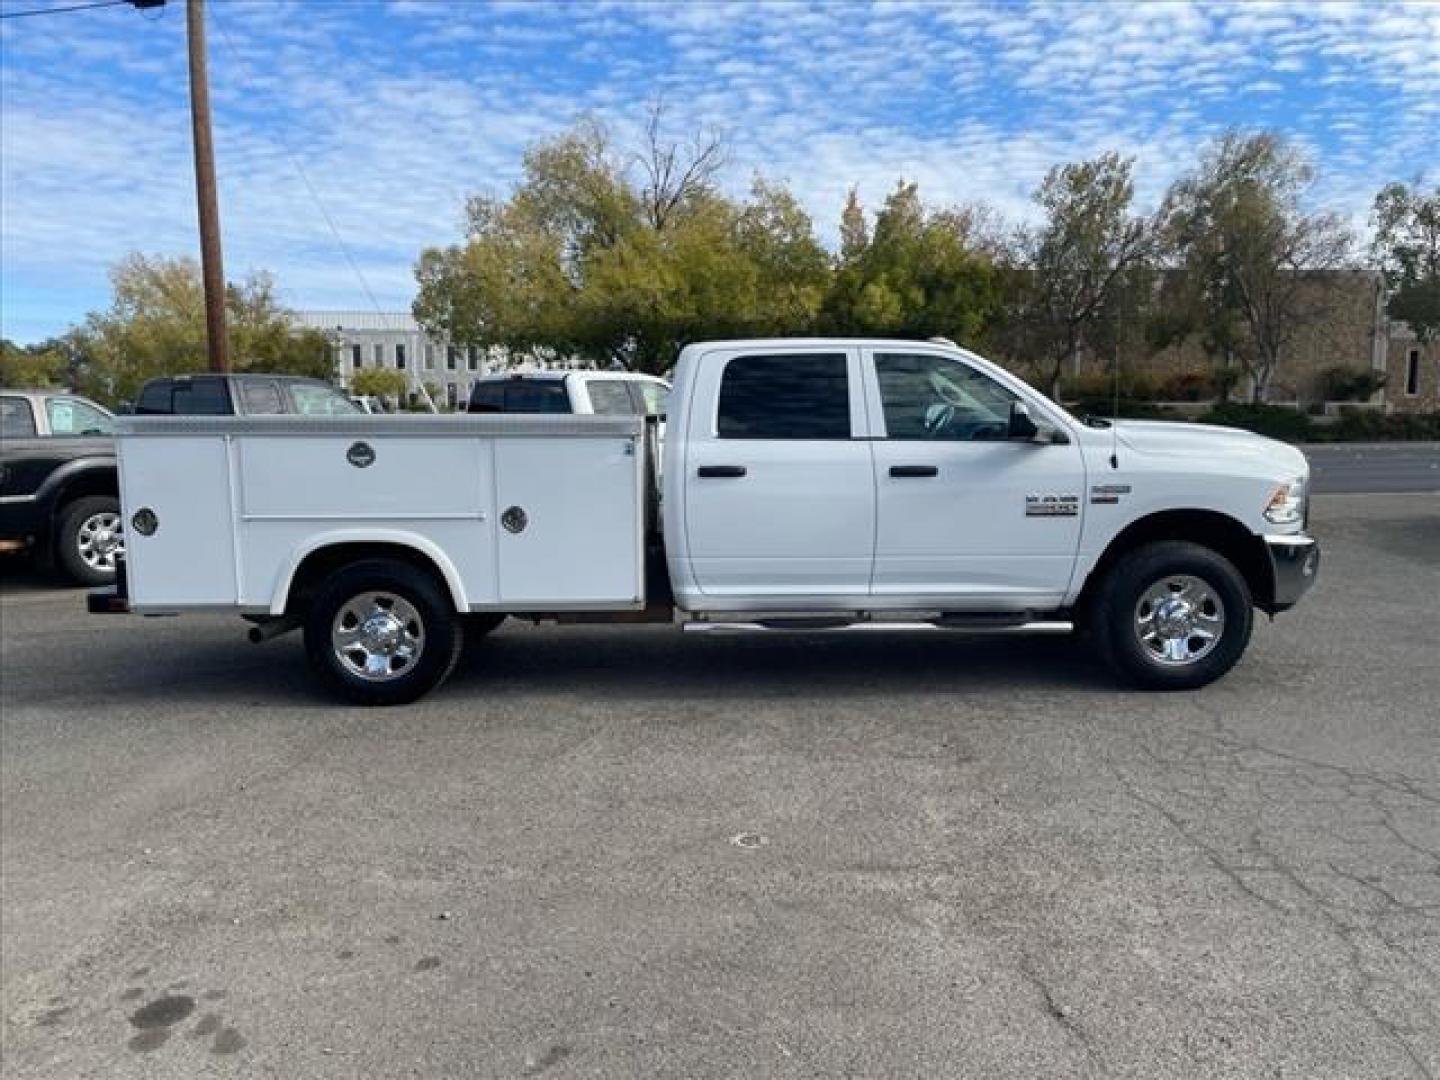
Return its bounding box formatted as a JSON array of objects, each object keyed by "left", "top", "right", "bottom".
[
  {"left": 444, "top": 623, "right": 1113, "bottom": 701},
  {"left": 10, "top": 621, "right": 1114, "bottom": 712}
]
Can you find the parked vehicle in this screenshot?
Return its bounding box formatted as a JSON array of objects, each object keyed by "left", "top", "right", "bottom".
[
  {"left": 0, "top": 389, "right": 121, "bottom": 585},
  {"left": 468, "top": 370, "right": 669, "bottom": 417},
  {"left": 136, "top": 373, "right": 359, "bottom": 416},
  {"left": 92, "top": 338, "right": 1319, "bottom": 704}
]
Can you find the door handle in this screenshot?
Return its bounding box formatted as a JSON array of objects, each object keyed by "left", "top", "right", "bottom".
[
  {"left": 889, "top": 465, "right": 938, "bottom": 478},
  {"left": 697, "top": 465, "right": 747, "bottom": 478}
]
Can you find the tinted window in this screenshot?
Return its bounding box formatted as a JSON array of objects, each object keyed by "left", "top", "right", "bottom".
[
  {"left": 46, "top": 397, "right": 113, "bottom": 435},
  {"left": 469, "top": 382, "right": 505, "bottom": 413},
  {"left": 717, "top": 354, "right": 850, "bottom": 439},
  {"left": 874, "top": 352, "right": 1018, "bottom": 441},
  {"left": 588, "top": 380, "right": 637, "bottom": 415},
  {"left": 168, "top": 379, "right": 231, "bottom": 415},
  {"left": 136, "top": 381, "right": 172, "bottom": 414},
  {"left": 505, "top": 381, "right": 570, "bottom": 413},
  {"left": 290, "top": 382, "right": 359, "bottom": 415},
  {"left": 239, "top": 380, "right": 284, "bottom": 415},
  {"left": 0, "top": 396, "right": 37, "bottom": 437}
]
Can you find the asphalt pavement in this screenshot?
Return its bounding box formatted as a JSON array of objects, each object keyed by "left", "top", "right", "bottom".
[
  {"left": 2, "top": 492, "right": 1437, "bottom": 1078},
  {"left": 1304, "top": 441, "right": 1440, "bottom": 493}
]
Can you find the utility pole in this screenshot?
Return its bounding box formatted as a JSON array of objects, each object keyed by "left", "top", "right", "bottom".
[{"left": 185, "top": 0, "right": 228, "bottom": 372}]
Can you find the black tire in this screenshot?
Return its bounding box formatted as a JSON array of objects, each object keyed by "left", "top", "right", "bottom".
[
  {"left": 1090, "top": 541, "right": 1253, "bottom": 690},
  {"left": 303, "top": 559, "right": 464, "bottom": 706},
  {"left": 56, "top": 496, "right": 123, "bottom": 587}
]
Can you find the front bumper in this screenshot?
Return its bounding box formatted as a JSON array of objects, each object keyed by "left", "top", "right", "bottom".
[{"left": 1265, "top": 534, "right": 1320, "bottom": 612}]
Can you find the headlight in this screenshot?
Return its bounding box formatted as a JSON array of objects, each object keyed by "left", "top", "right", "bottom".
[{"left": 1264, "top": 477, "right": 1307, "bottom": 525}]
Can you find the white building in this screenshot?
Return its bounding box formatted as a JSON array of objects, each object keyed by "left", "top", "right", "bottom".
[{"left": 289, "top": 310, "right": 520, "bottom": 408}]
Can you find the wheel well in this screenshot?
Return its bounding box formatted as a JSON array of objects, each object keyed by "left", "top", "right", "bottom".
[
  {"left": 1077, "top": 510, "right": 1275, "bottom": 615},
  {"left": 283, "top": 543, "right": 455, "bottom": 616},
  {"left": 48, "top": 468, "right": 120, "bottom": 542}
]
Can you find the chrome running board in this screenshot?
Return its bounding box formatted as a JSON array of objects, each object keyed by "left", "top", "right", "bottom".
[{"left": 683, "top": 619, "right": 1073, "bottom": 635}]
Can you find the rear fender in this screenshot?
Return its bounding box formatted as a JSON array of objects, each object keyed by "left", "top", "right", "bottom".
[{"left": 268, "top": 530, "right": 469, "bottom": 615}]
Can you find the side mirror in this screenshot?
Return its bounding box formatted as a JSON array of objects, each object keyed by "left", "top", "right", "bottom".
[{"left": 1008, "top": 401, "right": 1039, "bottom": 440}]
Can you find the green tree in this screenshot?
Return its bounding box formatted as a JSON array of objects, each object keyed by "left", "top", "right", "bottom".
[
  {"left": 349, "top": 367, "right": 409, "bottom": 401},
  {"left": 1014, "top": 152, "right": 1151, "bottom": 399},
  {"left": 69, "top": 253, "right": 335, "bottom": 406},
  {"left": 414, "top": 110, "right": 830, "bottom": 375},
  {"left": 820, "top": 182, "right": 1003, "bottom": 344},
  {"left": 1371, "top": 181, "right": 1440, "bottom": 342},
  {"left": 1161, "top": 132, "right": 1352, "bottom": 403},
  {"left": 0, "top": 339, "right": 67, "bottom": 388}
]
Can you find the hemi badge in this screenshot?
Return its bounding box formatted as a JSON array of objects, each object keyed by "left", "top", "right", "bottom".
[{"left": 1025, "top": 494, "right": 1079, "bottom": 517}]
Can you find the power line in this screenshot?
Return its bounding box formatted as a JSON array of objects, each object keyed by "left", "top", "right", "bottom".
[
  {"left": 209, "top": 9, "right": 391, "bottom": 326},
  {"left": 0, "top": 0, "right": 128, "bottom": 20}
]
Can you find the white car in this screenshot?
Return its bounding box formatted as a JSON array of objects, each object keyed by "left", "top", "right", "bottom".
[{"left": 92, "top": 338, "right": 1318, "bottom": 704}]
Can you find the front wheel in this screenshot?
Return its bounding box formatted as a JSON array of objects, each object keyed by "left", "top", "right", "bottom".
[
  {"left": 1090, "top": 541, "right": 1253, "bottom": 690},
  {"left": 303, "top": 559, "right": 464, "bottom": 705}
]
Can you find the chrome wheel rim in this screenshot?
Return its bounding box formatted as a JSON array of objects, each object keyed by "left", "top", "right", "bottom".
[
  {"left": 77, "top": 511, "right": 123, "bottom": 572},
  {"left": 1135, "top": 574, "right": 1225, "bottom": 666},
  {"left": 331, "top": 591, "right": 425, "bottom": 682}
]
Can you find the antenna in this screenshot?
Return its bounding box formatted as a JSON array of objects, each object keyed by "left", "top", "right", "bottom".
[{"left": 1109, "top": 311, "right": 1121, "bottom": 470}]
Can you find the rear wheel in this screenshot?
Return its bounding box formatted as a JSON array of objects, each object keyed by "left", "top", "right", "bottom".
[
  {"left": 56, "top": 496, "right": 123, "bottom": 587},
  {"left": 303, "top": 559, "right": 463, "bottom": 705},
  {"left": 1091, "top": 541, "right": 1253, "bottom": 690}
]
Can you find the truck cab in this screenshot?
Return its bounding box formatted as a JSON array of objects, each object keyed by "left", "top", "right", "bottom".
[{"left": 667, "top": 339, "right": 1313, "bottom": 616}]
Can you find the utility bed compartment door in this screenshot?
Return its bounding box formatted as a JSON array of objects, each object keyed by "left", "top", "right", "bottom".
[
  {"left": 494, "top": 436, "right": 642, "bottom": 606},
  {"left": 119, "top": 434, "right": 237, "bottom": 605}
]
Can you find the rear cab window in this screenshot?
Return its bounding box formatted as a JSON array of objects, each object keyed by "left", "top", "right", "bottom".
[
  {"left": 1, "top": 396, "right": 37, "bottom": 437},
  {"left": 468, "top": 382, "right": 506, "bottom": 413},
  {"left": 138, "top": 378, "right": 231, "bottom": 415},
  {"left": 717, "top": 353, "right": 851, "bottom": 439},
  {"left": 505, "top": 381, "right": 571, "bottom": 413},
  {"left": 135, "top": 381, "right": 174, "bottom": 415}
]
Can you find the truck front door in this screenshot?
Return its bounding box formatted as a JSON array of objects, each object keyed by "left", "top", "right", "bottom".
[
  {"left": 683, "top": 350, "right": 874, "bottom": 601},
  {"left": 863, "top": 349, "right": 1085, "bottom": 609}
]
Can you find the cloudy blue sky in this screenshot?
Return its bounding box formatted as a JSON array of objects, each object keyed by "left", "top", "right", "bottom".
[{"left": 1, "top": 0, "right": 1437, "bottom": 343}]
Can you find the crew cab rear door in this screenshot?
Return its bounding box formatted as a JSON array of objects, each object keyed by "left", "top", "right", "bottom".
[
  {"left": 682, "top": 348, "right": 874, "bottom": 601},
  {"left": 862, "top": 347, "right": 1084, "bottom": 608}
]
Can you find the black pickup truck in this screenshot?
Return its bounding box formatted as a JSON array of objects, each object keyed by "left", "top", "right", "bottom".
[
  {"left": 0, "top": 389, "right": 121, "bottom": 586},
  {"left": 2, "top": 376, "right": 360, "bottom": 585}
]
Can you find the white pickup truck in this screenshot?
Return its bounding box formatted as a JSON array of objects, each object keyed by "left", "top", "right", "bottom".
[{"left": 90, "top": 338, "right": 1319, "bottom": 704}]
